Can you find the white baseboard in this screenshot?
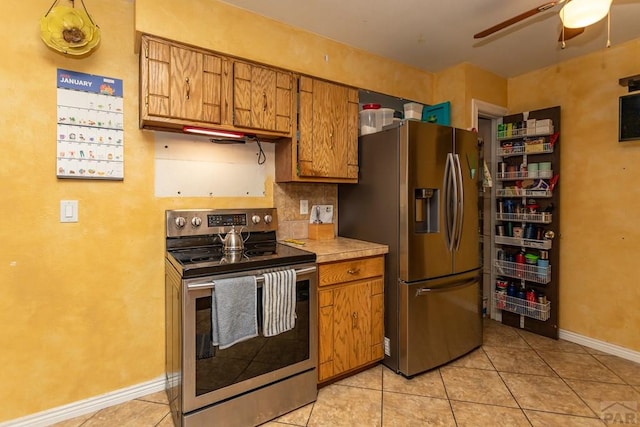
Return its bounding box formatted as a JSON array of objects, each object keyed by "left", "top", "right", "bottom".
[
  {"left": 559, "top": 329, "right": 640, "bottom": 364},
  {"left": 3, "top": 330, "right": 638, "bottom": 426},
  {"left": 0, "top": 375, "right": 166, "bottom": 427}
]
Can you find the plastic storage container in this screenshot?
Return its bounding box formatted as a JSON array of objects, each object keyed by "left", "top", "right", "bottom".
[
  {"left": 403, "top": 102, "right": 423, "bottom": 120},
  {"left": 359, "top": 105, "right": 395, "bottom": 135},
  {"left": 379, "top": 108, "right": 394, "bottom": 129},
  {"left": 359, "top": 109, "right": 378, "bottom": 135}
]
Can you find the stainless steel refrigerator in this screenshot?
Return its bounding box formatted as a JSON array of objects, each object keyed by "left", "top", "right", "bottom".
[{"left": 338, "top": 120, "right": 482, "bottom": 377}]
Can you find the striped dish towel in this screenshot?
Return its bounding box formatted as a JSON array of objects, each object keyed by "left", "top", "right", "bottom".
[{"left": 262, "top": 269, "right": 297, "bottom": 337}]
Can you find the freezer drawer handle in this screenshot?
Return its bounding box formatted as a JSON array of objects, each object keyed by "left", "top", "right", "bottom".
[{"left": 415, "top": 278, "right": 477, "bottom": 296}]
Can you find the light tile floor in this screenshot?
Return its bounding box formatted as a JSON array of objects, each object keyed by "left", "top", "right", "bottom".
[{"left": 53, "top": 320, "right": 640, "bottom": 426}]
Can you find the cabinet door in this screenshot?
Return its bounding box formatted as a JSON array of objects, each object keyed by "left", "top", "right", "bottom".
[
  {"left": 318, "top": 289, "right": 334, "bottom": 382},
  {"left": 142, "top": 36, "right": 224, "bottom": 124},
  {"left": 201, "top": 55, "right": 224, "bottom": 124},
  {"left": 274, "top": 72, "right": 293, "bottom": 133},
  {"left": 333, "top": 281, "right": 372, "bottom": 374},
  {"left": 233, "top": 61, "right": 292, "bottom": 134},
  {"left": 144, "top": 37, "right": 171, "bottom": 117},
  {"left": 170, "top": 46, "right": 204, "bottom": 120},
  {"left": 298, "top": 77, "right": 358, "bottom": 179}
]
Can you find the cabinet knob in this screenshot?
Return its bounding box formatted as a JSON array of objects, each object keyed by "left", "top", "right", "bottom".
[{"left": 347, "top": 268, "right": 360, "bottom": 275}]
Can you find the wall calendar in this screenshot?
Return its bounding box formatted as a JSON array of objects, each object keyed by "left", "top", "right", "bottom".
[{"left": 56, "top": 69, "right": 124, "bottom": 180}]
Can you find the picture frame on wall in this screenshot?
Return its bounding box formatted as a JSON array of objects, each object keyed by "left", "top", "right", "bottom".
[{"left": 619, "top": 92, "right": 640, "bottom": 142}]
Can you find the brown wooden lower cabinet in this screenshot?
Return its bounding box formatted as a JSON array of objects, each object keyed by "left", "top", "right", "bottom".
[{"left": 317, "top": 255, "right": 384, "bottom": 383}]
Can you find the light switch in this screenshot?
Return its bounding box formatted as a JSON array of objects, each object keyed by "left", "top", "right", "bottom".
[
  {"left": 60, "top": 200, "right": 78, "bottom": 223},
  {"left": 300, "top": 200, "right": 309, "bottom": 215}
]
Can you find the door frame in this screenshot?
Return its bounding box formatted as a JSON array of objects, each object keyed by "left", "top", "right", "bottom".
[{"left": 471, "top": 99, "right": 508, "bottom": 321}]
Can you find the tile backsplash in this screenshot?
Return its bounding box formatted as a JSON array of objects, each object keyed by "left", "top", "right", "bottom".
[{"left": 274, "top": 182, "right": 337, "bottom": 240}]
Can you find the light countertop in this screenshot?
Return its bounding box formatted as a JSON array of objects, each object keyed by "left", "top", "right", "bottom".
[{"left": 281, "top": 236, "right": 388, "bottom": 263}]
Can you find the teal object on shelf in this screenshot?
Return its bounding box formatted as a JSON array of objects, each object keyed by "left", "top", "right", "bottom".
[{"left": 422, "top": 101, "right": 451, "bottom": 125}]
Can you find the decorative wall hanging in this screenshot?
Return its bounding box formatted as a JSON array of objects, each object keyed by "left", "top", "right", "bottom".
[
  {"left": 57, "top": 69, "right": 124, "bottom": 180},
  {"left": 40, "top": 0, "right": 101, "bottom": 55}
]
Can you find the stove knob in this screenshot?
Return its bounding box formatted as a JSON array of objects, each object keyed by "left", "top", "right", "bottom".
[
  {"left": 251, "top": 215, "right": 261, "bottom": 224},
  {"left": 175, "top": 217, "right": 186, "bottom": 228},
  {"left": 264, "top": 214, "right": 273, "bottom": 224},
  {"left": 191, "top": 217, "right": 202, "bottom": 227}
]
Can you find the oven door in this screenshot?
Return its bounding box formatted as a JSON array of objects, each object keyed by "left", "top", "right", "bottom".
[{"left": 181, "top": 263, "right": 317, "bottom": 413}]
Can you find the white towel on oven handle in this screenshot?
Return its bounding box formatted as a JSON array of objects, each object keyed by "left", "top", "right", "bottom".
[
  {"left": 262, "top": 269, "right": 297, "bottom": 337},
  {"left": 211, "top": 275, "right": 258, "bottom": 349}
]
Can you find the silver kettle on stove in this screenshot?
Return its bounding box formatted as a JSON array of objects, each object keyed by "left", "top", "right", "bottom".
[{"left": 218, "top": 226, "right": 248, "bottom": 253}]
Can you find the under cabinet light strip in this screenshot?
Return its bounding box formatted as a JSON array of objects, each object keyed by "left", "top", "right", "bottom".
[{"left": 182, "top": 126, "right": 245, "bottom": 139}]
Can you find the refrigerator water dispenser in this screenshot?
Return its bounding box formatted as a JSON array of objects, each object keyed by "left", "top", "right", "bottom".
[{"left": 414, "top": 188, "right": 439, "bottom": 233}]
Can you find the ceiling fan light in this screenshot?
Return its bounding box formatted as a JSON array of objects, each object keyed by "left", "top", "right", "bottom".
[{"left": 560, "top": 0, "right": 612, "bottom": 28}]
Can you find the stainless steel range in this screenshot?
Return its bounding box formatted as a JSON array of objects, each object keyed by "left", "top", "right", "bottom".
[{"left": 165, "top": 208, "right": 318, "bottom": 427}]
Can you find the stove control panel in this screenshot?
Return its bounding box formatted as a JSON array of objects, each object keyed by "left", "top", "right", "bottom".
[
  {"left": 208, "top": 213, "right": 247, "bottom": 227},
  {"left": 166, "top": 208, "right": 278, "bottom": 238}
]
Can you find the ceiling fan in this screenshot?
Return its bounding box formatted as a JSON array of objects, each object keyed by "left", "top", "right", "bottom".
[{"left": 474, "top": 0, "right": 612, "bottom": 44}]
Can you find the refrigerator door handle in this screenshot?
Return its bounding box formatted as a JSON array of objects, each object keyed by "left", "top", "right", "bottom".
[
  {"left": 449, "top": 153, "right": 459, "bottom": 251},
  {"left": 443, "top": 153, "right": 456, "bottom": 251},
  {"left": 415, "top": 278, "right": 477, "bottom": 296},
  {"left": 453, "top": 153, "right": 465, "bottom": 251}
]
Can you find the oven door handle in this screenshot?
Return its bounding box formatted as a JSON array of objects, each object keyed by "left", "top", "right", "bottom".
[{"left": 187, "top": 266, "right": 317, "bottom": 290}]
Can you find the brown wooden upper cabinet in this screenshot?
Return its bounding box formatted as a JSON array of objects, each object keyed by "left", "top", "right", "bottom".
[
  {"left": 276, "top": 76, "right": 359, "bottom": 183},
  {"left": 140, "top": 35, "right": 225, "bottom": 129},
  {"left": 233, "top": 61, "right": 293, "bottom": 134},
  {"left": 139, "top": 35, "right": 294, "bottom": 139}
]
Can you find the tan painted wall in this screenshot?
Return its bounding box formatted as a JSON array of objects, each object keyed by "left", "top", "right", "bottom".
[
  {"left": 434, "top": 64, "right": 468, "bottom": 128},
  {"left": 434, "top": 63, "right": 508, "bottom": 129},
  {"left": 134, "top": 0, "right": 434, "bottom": 104},
  {"left": 4, "top": 0, "right": 636, "bottom": 422},
  {"left": 508, "top": 40, "right": 640, "bottom": 352},
  {"left": 0, "top": 2, "right": 160, "bottom": 421},
  {"left": 0, "top": 0, "right": 437, "bottom": 421}
]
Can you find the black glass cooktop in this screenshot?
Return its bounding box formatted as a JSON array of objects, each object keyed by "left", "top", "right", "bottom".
[{"left": 167, "top": 242, "right": 315, "bottom": 278}]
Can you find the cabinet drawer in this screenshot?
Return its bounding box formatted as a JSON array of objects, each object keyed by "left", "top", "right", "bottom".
[{"left": 318, "top": 256, "right": 384, "bottom": 287}]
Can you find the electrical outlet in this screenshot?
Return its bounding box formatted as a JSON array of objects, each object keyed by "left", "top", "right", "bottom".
[
  {"left": 300, "top": 200, "right": 309, "bottom": 215},
  {"left": 384, "top": 337, "right": 391, "bottom": 356}
]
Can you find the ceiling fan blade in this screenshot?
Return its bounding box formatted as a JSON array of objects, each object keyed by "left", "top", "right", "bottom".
[
  {"left": 558, "top": 26, "right": 585, "bottom": 42},
  {"left": 474, "top": 1, "right": 560, "bottom": 39}
]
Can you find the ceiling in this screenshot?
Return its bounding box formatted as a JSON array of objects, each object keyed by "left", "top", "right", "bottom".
[{"left": 217, "top": 0, "right": 640, "bottom": 78}]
